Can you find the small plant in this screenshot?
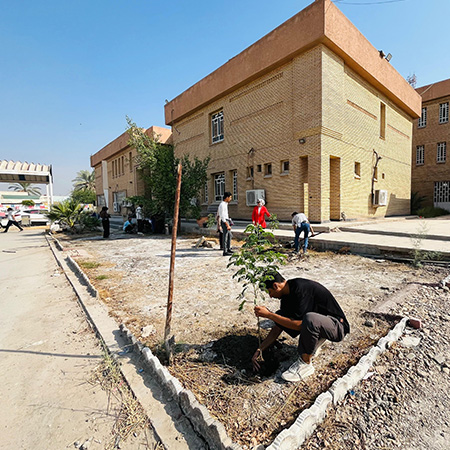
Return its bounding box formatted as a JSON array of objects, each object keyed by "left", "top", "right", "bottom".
[
  {"left": 206, "top": 213, "right": 216, "bottom": 229},
  {"left": 416, "top": 205, "right": 449, "bottom": 218},
  {"left": 79, "top": 260, "right": 101, "bottom": 269},
  {"left": 409, "top": 221, "right": 442, "bottom": 266},
  {"left": 96, "top": 274, "right": 109, "bottom": 280},
  {"left": 228, "top": 217, "right": 286, "bottom": 356}
]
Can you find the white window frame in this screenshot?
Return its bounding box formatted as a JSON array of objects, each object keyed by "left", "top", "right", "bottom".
[
  {"left": 437, "top": 142, "right": 447, "bottom": 163},
  {"left": 214, "top": 173, "right": 225, "bottom": 202},
  {"left": 416, "top": 145, "right": 424, "bottom": 165},
  {"left": 418, "top": 107, "right": 427, "bottom": 128},
  {"left": 439, "top": 102, "right": 449, "bottom": 124},
  {"left": 203, "top": 181, "right": 209, "bottom": 204},
  {"left": 211, "top": 110, "right": 224, "bottom": 144},
  {"left": 232, "top": 170, "right": 238, "bottom": 200}
]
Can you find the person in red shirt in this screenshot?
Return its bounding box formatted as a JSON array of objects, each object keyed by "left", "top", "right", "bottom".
[{"left": 252, "top": 199, "right": 271, "bottom": 228}]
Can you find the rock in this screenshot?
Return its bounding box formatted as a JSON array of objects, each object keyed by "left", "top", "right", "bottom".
[
  {"left": 364, "top": 319, "right": 375, "bottom": 328},
  {"left": 400, "top": 336, "right": 422, "bottom": 348}
]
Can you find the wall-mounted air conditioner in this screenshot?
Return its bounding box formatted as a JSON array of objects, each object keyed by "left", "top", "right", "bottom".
[
  {"left": 113, "top": 202, "right": 121, "bottom": 213},
  {"left": 373, "top": 189, "right": 388, "bottom": 206},
  {"left": 246, "top": 189, "right": 265, "bottom": 207}
]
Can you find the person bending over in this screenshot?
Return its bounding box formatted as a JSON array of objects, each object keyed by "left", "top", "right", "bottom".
[{"left": 252, "top": 271, "right": 350, "bottom": 382}]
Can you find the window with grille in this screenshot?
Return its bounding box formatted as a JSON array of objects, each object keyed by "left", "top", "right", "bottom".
[
  {"left": 214, "top": 173, "right": 225, "bottom": 201},
  {"left": 232, "top": 170, "right": 238, "bottom": 200},
  {"left": 418, "top": 107, "right": 427, "bottom": 128},
  {"left": 434, "top": 181, "right": 450, "bottom": 203},
  {"left": 416, "top": 145, "right": 424, "bottom": 165},
  {"left": 439, "top": 102, "right": 449, "bottom": 124},
  {"left": 437, "top": 142, "right": 447, "bottom": 163},
  {"left": 211, "top": 110, "right": 224, "bottom": 143}
]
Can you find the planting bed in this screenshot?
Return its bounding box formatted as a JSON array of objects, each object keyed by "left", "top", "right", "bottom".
[{"left": 58, "top": 232, "right": 445, "bottom": 448}]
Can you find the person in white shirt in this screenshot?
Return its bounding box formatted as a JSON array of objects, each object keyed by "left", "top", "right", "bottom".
[
  {"left": 291, "top": 212, "right": 314, "bottom": 254},
  {"left": 3, "top": 208, "right": 24, "bottom": 233},
  {"left": 136, "top": 204, "right": 144, "bottom": 234},
  {"left": 218, "top": 192, "right": 233, "bottom": 256}
]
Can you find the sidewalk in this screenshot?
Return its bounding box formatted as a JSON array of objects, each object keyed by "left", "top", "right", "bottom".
[{"left": 182, "top": 215, "right": 450, "bottom": 260}]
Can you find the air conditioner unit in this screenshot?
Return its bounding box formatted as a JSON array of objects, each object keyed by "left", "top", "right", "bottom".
[
  {"left": 373, "top": 189, "right": 388, "bottom": 206},
  {"left": 113, "top": 202, "right": 121, "bottom": 213},
  {"left": 246, "top": 189, "right": 265, "bottom": 207}
]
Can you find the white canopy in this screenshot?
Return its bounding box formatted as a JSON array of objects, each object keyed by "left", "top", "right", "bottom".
[{"left": 0, "top": 160, "right": 54, "bottom": 204}]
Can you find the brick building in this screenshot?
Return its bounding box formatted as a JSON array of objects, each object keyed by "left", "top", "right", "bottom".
[
  {"left": 164, "top": 0, "right": 421, "bottom": 223},
  {"left": 90, "top": 126, "right": 171, "bottom": 215},
  {"left": 412, "top": 78, "right": 450, "bottom": 212}
]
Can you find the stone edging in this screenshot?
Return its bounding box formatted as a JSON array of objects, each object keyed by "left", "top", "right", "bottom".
[{"left": 47, "top": 233, "right": 411, "bottom": 450}]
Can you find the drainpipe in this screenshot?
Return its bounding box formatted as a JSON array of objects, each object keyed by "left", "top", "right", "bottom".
[{"left": 371, "top": 150, "right": 382, "bottom": 205}]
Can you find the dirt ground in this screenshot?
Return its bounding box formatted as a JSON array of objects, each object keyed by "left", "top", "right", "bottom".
[
  {"left": 0, "top": 230, "right": 159, "bottom": 450},
  {"left": 61, "top": 231, "right": 447, "bottom": 448}
]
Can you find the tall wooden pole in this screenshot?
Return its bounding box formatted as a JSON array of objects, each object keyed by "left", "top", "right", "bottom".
[{"left": 164, "top": 162, "right": 182, "bottom": 361}]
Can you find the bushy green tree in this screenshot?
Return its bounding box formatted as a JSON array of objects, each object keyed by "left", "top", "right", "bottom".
[
  {"left": 71, "top": 188, "right": 96, "bottom": 205},
  {"left": 126, "top": 117, "right": 209, "bottom": 220}
]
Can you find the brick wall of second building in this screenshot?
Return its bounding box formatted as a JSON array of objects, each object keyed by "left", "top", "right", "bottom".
[{"left": 412, "top": 94, "right": 450, "bottom": 208}]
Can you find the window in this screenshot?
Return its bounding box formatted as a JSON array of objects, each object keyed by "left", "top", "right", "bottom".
[
  {"left": 247, "top": 166, "right": 254, "bottom": 180},
  {"left": 437, "top": 142, "right": 447, "bottom": 163},
  {"left": 203, "top": 181, "right": 209, "bottom": 203},
  {"left": 354, "top": 162, "right": 361, "bottom": 178},
  {"left": 439, "top": 102, "right": 449, "bottom": 124},
  {"left": 434, "top": 181, "right": 450, "bottom": 203},
  {"left": 416, "top": 145, "right": 424, "bottom": 165},
  {"left": 211, "top": 110, "right": 224, "bottom": 143},
  {"left": 214, "top": 173, "right": 225, "bottom": 202},
  {"left": 418, "top": 107, "right": 427, "bottom": 128},
  {"left": 232, "top": 170, "right": 238, "bottom": 200},
  {"left": 380, "top": 103, "right": 386, "bottom": 139},
  {"left": 97, "top": 195, "right": 106, "bottom": 207},
  {"left": 264, "top": 163, "right": 272, "bottom": 177},
  {"left": 121, "top": 156, "right": 125, "bottom": 175},
  {"left": 257, "top": 164, "right": 262, "bottom": 173},
  {"left": 129, "top": 152, "right": 133, "bottom": 172},
  {"left": 281, "top": 160, "right": 290, "bottom": 174}
]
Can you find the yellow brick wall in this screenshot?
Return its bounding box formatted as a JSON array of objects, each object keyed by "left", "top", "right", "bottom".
[
  {"left": 173, "top": 44, "right": 414, "bottom": 222},
  {"left": 412, "top": 94, "right": 450, "bottom": 208}
]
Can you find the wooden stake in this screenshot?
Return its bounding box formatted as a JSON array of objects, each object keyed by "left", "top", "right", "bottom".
[{"left": 164, "top": 162, "right": 182, "bottom": 362}]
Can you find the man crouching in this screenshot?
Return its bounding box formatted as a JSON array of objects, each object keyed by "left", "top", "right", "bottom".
[{"left": 252, "top": 271, "right": 350, "bottom": 382}]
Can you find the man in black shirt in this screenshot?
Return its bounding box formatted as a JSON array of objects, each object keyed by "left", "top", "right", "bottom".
[{"left": 252, "top": 272, "right": 350, "bottom": 382}]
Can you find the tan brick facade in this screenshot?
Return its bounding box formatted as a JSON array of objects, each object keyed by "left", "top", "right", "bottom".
[
  {"left": 90, "top": 126, "right": 171, "bottom": 216},
  {"left": 166, "top": 3, "right": 420, "bottom": 223},
  {"left": 412, "top": 78, "right": 450, "bottom": 211}
]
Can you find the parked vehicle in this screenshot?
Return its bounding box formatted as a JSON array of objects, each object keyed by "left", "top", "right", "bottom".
[{"left": 20, "top": 209, "right": 49, "bottom": 225}]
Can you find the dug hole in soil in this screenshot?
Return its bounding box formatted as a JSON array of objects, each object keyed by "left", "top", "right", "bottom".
[{"left": 59, "top": 231, "right": 445, "bottom": 448}]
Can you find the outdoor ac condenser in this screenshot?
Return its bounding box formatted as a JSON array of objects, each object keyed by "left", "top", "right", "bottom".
[
  {"left": 374, "top": 189, "right": 388, "bottom": 206},
  {"left": 246, "top": 189, "right": 265, "bottom": 207}
]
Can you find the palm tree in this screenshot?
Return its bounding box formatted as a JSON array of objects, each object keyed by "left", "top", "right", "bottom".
[
  {"left": 72, "top": 169, "right": 95, "bottom": 191},
  {"left": 8, "top": 182, "right": 41, "bottom": 196}
]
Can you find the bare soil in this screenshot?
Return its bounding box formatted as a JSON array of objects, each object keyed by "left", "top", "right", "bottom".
[{"left": 60, "top": 232, "right": 446, "bottom": 448}]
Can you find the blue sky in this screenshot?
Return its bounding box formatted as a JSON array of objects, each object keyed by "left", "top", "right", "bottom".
[{"left": 0, "top": 0, "right": 448, "bottom": 195}]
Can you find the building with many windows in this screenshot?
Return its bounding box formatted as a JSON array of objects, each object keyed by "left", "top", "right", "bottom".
[
  {"left": 164, "top": 0, "right": 421, "bottom": 223},
  {"left": 412, "top": 78, "right": 450, "bottom": 212},
  {"left": 90, "top": 126, "right": 172, "bottom": 215}
]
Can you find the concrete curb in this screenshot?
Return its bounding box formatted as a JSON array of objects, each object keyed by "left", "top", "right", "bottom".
[
  {"left": 120, "top": 324, "right": 241, "bottom": 450},
  {"left": 47, "top": 232, "right": 412, "bottom": 450}
]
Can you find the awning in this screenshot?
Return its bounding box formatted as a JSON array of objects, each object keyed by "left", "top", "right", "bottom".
[{"left": 0, "top": 160, "right": 52, "bottom": 184}]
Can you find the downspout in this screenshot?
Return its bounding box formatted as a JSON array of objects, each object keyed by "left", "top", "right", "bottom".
[{"left": 371, "top": 150, "right": 382, "bottom": 205}]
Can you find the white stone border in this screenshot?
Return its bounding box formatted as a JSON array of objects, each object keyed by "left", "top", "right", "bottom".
[{"left": 48, "top": 233, "right": 413, "bottom": 450}]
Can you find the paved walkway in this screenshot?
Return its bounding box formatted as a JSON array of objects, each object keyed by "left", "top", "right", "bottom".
[{"left": 183, "top": 215, "right": 450, "bottom": 260}]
